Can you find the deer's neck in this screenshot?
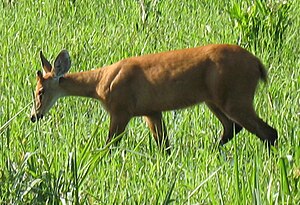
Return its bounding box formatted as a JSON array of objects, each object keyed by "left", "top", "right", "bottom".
[{"left": 59, "top": 69, "right": 102, "bottom": 99}]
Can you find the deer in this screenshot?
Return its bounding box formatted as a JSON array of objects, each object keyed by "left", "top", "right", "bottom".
[{"left": 30, "top": 44, "right": 278, "bottom": 154}]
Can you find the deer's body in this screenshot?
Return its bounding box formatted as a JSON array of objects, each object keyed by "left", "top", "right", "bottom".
[{"left": 31, "top": 44, "right": 278, "bottom": 153}]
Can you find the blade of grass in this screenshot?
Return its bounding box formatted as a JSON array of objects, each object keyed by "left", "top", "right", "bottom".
[
  {"left": 233, "top": 127, "right": 241, "bottom": 204},
  {"left": 186, "top": 165, "right": 224, "bottom": 201},
  {"left": 162, "top": 172, "right": 178, "bottom": 205},
  {"left": 279, "top": 157, "right": 290, "bottom": 195},
  {"left": 0, "top": 102, "right": 31, "bottom": 135},
  {"left": 216, "top": 172, "right": 224, "bottom": 205},
  {"left": 77, "top": 133, "right": 123, "bottom": 188}
]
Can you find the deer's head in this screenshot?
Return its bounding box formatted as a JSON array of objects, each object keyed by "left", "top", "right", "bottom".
[{"left": 31, "top": 50, "right": 71, "bottom": 122}]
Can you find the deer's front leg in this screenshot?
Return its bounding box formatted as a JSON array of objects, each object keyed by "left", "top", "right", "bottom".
[
  {"left": 106, "top": 112, "right": 131, "bottom": 146},
  {"left": 144, "top": 112, "right": 171, "bottom": 154}
]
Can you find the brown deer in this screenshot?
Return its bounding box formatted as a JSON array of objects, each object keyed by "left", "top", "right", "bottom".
[{"left": 31, "top": 44, "right": 278, "bottom": 153}]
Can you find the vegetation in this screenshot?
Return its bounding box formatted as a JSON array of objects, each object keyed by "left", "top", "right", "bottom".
[{"left": 0, "top": 0, "right": 299, "bottom": 204}]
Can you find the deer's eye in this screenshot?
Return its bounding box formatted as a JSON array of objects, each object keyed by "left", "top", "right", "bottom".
[{"left": 38, "top": 89, "right": 44, "bottom": 96}]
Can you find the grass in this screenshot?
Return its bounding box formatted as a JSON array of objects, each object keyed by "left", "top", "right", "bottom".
[{"left": 0, "top": 0, "right": 299, "bottom": 204}]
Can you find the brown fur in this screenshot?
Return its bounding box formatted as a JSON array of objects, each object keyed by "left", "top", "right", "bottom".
[{"left": 31, "top": 44, "right": 278, "bottom": 153}]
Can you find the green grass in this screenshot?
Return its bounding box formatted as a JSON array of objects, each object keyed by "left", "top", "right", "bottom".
[{"left": 1, "top": 0, "right": 299, "bottom": 204}]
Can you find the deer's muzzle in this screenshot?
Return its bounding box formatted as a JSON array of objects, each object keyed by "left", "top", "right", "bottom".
[{"left": 30, "top": 114, "right": 43, "bottom": 123}]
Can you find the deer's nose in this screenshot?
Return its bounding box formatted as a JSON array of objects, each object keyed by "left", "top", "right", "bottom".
[
  {"left": 31, "top": 115, "right": 37, "bottom": 123},
  {"left": 30, "top": 114, "right": 43, "bottom": 123}
]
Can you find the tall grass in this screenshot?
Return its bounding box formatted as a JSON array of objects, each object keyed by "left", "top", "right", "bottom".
[
  {"left": 227, "top": 0, "right": 292, "bottom": 50},
  {"left": 1, "top": 0, "right": 299, "bottom": 204}
]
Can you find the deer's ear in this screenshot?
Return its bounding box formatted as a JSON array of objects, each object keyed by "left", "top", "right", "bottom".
[
  {"left": 52, "top": 50, "right": 71, "bottom": 78},
  {"left": 40, "top": 51, "right": 52, "bottom": 74}
]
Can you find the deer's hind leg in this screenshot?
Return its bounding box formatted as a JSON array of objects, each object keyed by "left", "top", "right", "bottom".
[
  {"left": 222, "top": 100, "right": 278, "bottom": 147},
  {"left": 206, "top": 102, "right": 243, "bottom": 145}
]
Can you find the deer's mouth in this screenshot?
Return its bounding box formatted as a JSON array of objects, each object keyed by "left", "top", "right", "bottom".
[{"left": 30, "top": 114, "right": 44, "bottom": 123}]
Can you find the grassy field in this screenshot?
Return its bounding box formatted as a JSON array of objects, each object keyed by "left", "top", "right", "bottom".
[{"left": 0, "top": 0, "right": 299, "bottom": 204}]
